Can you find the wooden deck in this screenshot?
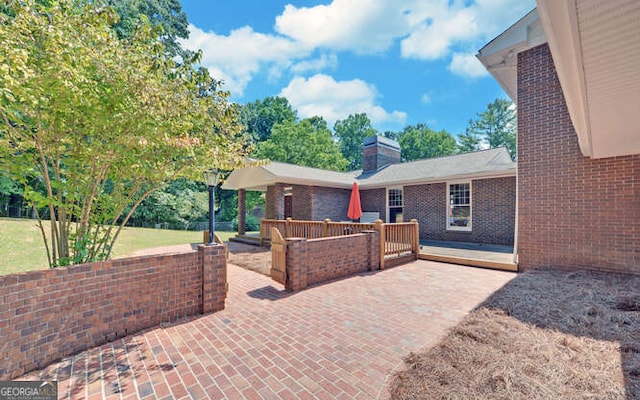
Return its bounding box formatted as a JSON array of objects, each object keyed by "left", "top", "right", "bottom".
[{"left": 419, "top": 240, "right": 518, "bottom": 272}]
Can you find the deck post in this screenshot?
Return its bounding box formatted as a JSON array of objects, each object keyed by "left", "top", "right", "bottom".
[
  {"left": 323, "top": 219, "right": 331, "bottom": 237},
  {"left": 411, "top": 219, "right": 419, "bottom": 260},
  {"left": 375, "top": 219, "right": 385, "bottom": 269},
  {"left": 285, "top": 217, "right": 292, "bottom": 238}
]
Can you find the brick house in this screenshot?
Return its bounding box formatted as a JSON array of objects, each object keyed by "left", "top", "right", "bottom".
[
  {"left": 477, "top": 2, "right": 640, "bottom": 274},
  {"left": 223, "top": 135, "right": 517, "bottom": 246}
]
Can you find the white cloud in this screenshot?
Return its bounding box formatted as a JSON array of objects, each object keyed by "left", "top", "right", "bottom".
[
  {"left": 291, "top": 53, "right": 338, "bottom": 74},
  {"left": 421, "top": 93, "right": 431, "bottom": 103},
  {"left": 179, "top": 24, "right": 309, "bottom": 96},
  {"left": 448, "top": 52, "right": 489, "bottom": 78},
  {"left": 401, "top": 6, "right": 479, "bottom": 60},
  {"left": 401, "top": 0, "right": 535, "bottom": 61},
  {"left": 275, "top": 0, "right": 418, "bottom": 54},
  {"left": 279, "top": 74, "right": 407, "bottom": 128}
]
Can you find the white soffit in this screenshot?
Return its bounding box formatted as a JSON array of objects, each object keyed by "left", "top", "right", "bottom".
[
  {"left": 538, "top": 0, "right": 640, "bottom": 158},
  {"left": 477, "top": 9, "right": 545, "bottom": 101}
]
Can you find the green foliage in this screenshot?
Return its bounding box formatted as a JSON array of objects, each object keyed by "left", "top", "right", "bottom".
[
  {"left": 465, "top": 98, "right": 517, "bottom": 159},
  {"left": 457, "top": 121, "right": 482, "bottom": 153},
  {"left": 107, "top": 0, "right": 190, "bottom": 58},
  {"left": 395, "top": 124, "right": 457, "bottom": 161},
  {"left": 131, "top": 179, "right": 209, "bottom": 229},
  {"left": 0, "top": 0, "right": 247, "bottom": 267},
  {"left": 239, "top": 96, "right": 296, "bottom": 143},
  {"left": 218, "top": 189, "right": 263, "bottom": 222},
  {"left": 334, "top": 113, "right": 377, "bottom": 170},
  {"left": 253, "top": 117, "right": 348, "bottom": 171},
  {"left": 232, "top": 214, "right": 260, "bottom": 232}
]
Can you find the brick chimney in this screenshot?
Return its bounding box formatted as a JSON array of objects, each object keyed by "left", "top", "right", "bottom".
[{"left": 362, "top": 135, "right": 401, "bottom": 173}]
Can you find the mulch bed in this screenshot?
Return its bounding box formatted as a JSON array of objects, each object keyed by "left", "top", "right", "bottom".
[
  {"left": 227, "top": 242, "right": 271, "bottom": 276},
  {"left": 389, "top": 269, "right": 640, "bottom": 400}
]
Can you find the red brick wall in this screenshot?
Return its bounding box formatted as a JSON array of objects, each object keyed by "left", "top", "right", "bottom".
[
  {"left": 265, "top": 184, "right": 286, "bottom": 219},
  {"left": 270, "top": 184, "right": 358, "bottom": 222},
  {"left": 312, "top": 186, "right": 350, "bottom": 221},
  {"left": 0, "top": 244, "right": 227, "bottom": 379},
  {"left": 360, "top": 188, "right": 386, "bottom": 222},
  {"left": 403, "top": 177, "right": 515, "bottom": 245},
  {"left": 517, "top": 44, "right": 640, "bottom": 274},
  {"left": 284, "top": 232, "right": 380, "bottom": 292},
  {"left": 291, "top": 184, "right": 313, "bottom": 220}
]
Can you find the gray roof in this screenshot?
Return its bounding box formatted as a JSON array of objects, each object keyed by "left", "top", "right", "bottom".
[{"left": 222, "top": 147, "right": 516, "bottom": 190}]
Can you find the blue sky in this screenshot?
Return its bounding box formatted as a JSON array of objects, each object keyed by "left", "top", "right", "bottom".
[{"left": 179, "top": 0, "right": 535, "bottom": 136}]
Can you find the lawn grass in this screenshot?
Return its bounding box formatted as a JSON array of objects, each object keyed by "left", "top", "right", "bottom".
[
  {"left": 0, "top": 218, "right": 238, "bottom": 275},
  {"left": 390, "top": 269, "right": 640, "bottom": 399}
]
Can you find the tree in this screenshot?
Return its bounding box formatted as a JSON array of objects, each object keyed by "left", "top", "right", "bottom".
[
  {"left": 397, "top": 124, "right": 457, "bottom": 161},
  {"left": 457, "top": 121, "right": 482, "bottom": 153},
  {"left": 107, "top": 0, "right": 190, "bottom": 59},
  {"left": 465, "top": 98, "right": 516, "bottom": 159},
  {"left": 130, "top": 179, "right": 209, "bottom": 229},
  {"left": 253, "top": 118, "right": 348, "bottom": 171},
  {"left": 239, "top": 96, "right": 296, "bottom": 143},
  {"left": 0, "top": 0, "right": 246, "bottom": 267},
  {"left": 334, "top": 113, "right": 377, "bottom": 170}
]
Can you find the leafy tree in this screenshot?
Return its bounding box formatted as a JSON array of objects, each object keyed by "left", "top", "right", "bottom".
[
  {"left": 457, "top": 121, "right": 482, "bottom": 153},
  {"left": 0, "top": 0, "right": 246, "bottom": 267},
  {"left": 107, "top": 0, "right": 190, "bottom": 59},
  {"left": 466, "top": 98, "right": 516, "bottom": 159},
  {"left": 253, "top": 118, "right": 348, "bottom": 171},
  {"left": 397, "top": 124, "right": 457, "bottom": 161},
  {"left": 239, "top": 96, "right": 296, "bottom": 143},
  {"left": 334, "top": 113, "right": 377, "bottom": 170},
  {"left": 130, "top": 179, "right": 210, "bottom": 229}
]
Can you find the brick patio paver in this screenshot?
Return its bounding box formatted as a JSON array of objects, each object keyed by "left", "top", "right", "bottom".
[{"left": 21, "top": 260, "right": 515, "bottom": 399}]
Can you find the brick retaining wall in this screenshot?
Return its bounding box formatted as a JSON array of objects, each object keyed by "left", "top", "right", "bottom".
[
  {"left": 284, "top": 232, "right": 380, "bottom": 292},
  {"left": 0, "top": 244, "right": 227, "bottom": 379}
]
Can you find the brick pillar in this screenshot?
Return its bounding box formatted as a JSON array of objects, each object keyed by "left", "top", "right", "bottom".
[
  {"left": 238, "top": 189, "right": 246, "bottom": 235},
  {"left": 284, "top": 238, "right": 307, "bottom": 292},
  {"left": 364, "top": 230, "right": 380, "bottom": 271},
  {"left": 199, "top": 244, "right": 227, "bottom": 313}
]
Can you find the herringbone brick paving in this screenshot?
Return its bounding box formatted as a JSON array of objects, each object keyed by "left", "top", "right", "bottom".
[{"left": 21, "top": 260, "right": 514, "bottom": 399}]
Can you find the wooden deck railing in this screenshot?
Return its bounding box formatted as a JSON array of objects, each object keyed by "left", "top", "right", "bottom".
[
  {"left": 260, "top": 218, "right": 419, "bottom": 269},
  {"left": 260, "top": 219, "right": 286, "bottom": 246},
  {"left": 376, "top": 220, "right": 420, "bottom": 269}
]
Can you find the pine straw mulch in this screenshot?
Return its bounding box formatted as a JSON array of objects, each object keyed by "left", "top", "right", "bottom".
[
  {"left": 227, "top": 241, "right": 271, "bottom": 276},
  {"left": 389, "top": 269, "right": 640, "bottom": 400}
]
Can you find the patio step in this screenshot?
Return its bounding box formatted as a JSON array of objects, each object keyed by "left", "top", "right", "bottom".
[
  {"left": 419, "top": 253, "right": 518, "bottom": 272},
  {"left": 229, "top": 235, "right": 262, "bottom": 247}
]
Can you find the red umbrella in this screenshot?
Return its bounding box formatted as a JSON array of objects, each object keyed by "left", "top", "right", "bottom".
[{"left": 347, "top": 182, "right": 362, "bottom": 221}]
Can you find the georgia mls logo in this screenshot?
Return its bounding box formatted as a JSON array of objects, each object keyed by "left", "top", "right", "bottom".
[{"left": 0, "top": 381, "right": 57, "bottom": 400}]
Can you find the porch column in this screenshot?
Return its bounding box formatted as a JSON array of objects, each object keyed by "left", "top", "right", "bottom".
[{"left": 238, "top": 189, "right": 246, "bottom": 235}]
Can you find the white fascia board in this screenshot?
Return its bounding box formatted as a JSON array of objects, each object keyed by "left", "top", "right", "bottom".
[
  {"left": 536, "top": 0, "right": 593, "bottom": 157},
  {"left": 477, "top": 8, "right": 545, "bottom": 102}
]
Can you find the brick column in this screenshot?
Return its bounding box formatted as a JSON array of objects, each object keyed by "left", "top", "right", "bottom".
[
  {"left": 364, "top": 230, "right": 380, "bottom": 271},
  {"left": 284, "top": 238, "right": 307, "bottom": 292},
  {"left": 237, "top": 189, "right": 246, "bottom": 235},
  {"left": 199, "top": 244, "right": 227, "bottom": 313}
]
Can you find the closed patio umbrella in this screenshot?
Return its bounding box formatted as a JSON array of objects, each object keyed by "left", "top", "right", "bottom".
[{"left": 347, "top": 182, "right": 362, "bottom": 221}]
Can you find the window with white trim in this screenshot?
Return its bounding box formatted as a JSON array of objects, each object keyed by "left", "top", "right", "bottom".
[
  {"left": 387, "top": 187, "right": 403, "bottom": 223},
  {"left": 447, "top": 182, "right": 471, "bottom": 231}
]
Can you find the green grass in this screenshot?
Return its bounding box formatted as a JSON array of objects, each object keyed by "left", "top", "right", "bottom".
[{"left": 0, "top": 218, "right": 238, "bottom": 275}]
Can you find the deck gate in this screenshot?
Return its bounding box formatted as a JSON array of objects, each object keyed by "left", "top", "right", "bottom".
[{"left": 270, "top": 227, "right": 287, "bottom": 285}]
